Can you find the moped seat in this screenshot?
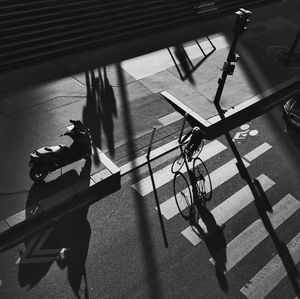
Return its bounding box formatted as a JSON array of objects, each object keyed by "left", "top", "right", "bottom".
[{"left": 36, "top": 145, "right": 67, "bottom": 156}]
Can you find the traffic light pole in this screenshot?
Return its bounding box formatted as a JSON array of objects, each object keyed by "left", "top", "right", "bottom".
[{"left": 213, "top": 9, "right": 266, "bottom": 206}]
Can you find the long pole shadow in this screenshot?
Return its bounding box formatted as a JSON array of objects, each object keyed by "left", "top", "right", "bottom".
[
  {"left": 212, "top": 9, "right": 300, "bottom": 296},
  {"left": 116, "top": 63, "right": 163, "bottom": 298}
]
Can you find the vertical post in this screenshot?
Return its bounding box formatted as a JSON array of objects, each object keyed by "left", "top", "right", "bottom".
[
  {"left": 147, "top": 127, "right": 169, "bottom": 248},
  {"left": 213, "top": 9, "right": 259, "bottom": 200}
]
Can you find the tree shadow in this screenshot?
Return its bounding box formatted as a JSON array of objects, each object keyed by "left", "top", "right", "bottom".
[
  {"left": 83, "top": 67, "right": 117, "bottom": 160},
  {"left": 18, "top": 159, "right": 92, "bottom": 298}
]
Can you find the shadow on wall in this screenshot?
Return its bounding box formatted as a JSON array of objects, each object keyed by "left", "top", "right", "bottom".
[
  {"left": 18, "top": 159, "right": 92, "bottom": 298},
  {"left": 83, "top": 67, "right": 118, "bottom": 162}
]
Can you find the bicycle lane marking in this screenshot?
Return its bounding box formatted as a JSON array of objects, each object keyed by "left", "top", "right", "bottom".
[
  {"left": 240, "top": 231, "right": 300, "bottom": 299},
  {"left": 161, "top": 142, "right": 272, "bottom": 221},
  {"left": 181, "top": 174, "right": 275, "bottom": 245},
  {"left": 131, "top": 140, "right": 227, "bottom": 196}
]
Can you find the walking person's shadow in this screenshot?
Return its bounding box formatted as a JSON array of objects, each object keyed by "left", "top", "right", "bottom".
[
  {"left": 99, "top": 66, "right": 118, "bottom": 156},
  {"left": 83, "top": 69, "right": 102, "bottom": 164},
  {"left": 83, "top": 67, "right": 118, "bottom": 158},
  {"left": 19, "top": 159, "right": 92, "bottom": 298}
]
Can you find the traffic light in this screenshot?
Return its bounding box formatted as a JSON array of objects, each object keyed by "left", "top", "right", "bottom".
[{"left": 234, "top": 8, "right": 251, "bottom": 35}]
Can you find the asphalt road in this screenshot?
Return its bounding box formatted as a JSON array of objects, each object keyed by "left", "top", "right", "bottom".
[{"left": 0, "top": 106, "right": 299, "bottom": 299}]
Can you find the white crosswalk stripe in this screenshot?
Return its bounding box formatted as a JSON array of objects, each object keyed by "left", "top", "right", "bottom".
[
  {"left": 181, "top": 173, "right": 275, "bottom": 246},
  {"left": 160, "top": 143, "right": 272, "bottom": 220},
  {"left": 240, "top": 231, "right": 300, "bottom": 299},
  {"left": 160, "top": 157, "right": 249, "bottom": 220},
  {"left": 209, "top": 194, "right": 300, "bottom": 271},
  {"left": 131, "top": 138, "right": 299, "bottom": 297},
  {"left": 132, "top": 140, "right": 227, "bottom": 196}
]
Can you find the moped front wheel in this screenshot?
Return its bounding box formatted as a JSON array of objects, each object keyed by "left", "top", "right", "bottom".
[{"left": 29, "top": 166, "right": 49, "bottom": 182}]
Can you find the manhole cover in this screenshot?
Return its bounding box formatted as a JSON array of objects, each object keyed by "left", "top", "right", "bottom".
[{"left": 268, "top": 46, "right": 300, "bottom": 68}]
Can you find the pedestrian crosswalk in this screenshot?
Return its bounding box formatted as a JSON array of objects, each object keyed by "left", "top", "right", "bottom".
[{"left": 131, "top": 139, "right": 300, "bottom": 298}]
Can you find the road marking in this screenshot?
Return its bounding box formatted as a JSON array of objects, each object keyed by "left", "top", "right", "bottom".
[
  {"left": 181, "top": 174, "right": 275, "bottom": 245},
  {"left": 240, "top": 232, "right": 300, "bottom": 299},
  {"left": 158, "top": 111, "right": 183, "bottom": 125},
  {"left": 132, "top": 140, "right": 226, "bottom": 196},
  {"left": 209, "top": 194, "right": 300, "bottom": 271},
  {"left": 243, "top": 142, "right": 272, "bottom": 162},
  {"left": 159, "top": 157, "right": 250, "bottom": 220},
  {"left": 16, "top": 228, "right": 68, "bottom": 264}
]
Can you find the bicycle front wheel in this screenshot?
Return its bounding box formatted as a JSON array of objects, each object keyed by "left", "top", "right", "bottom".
[
  {"left": 171, "top": 153, "right": 185, "bottom": 173},
  {"left": 192, "top": 139, "right": 204, "bottom": 159},
  {"left": 193, "top": 157, "right": 212, "bottom": 201},
  {"left": 173, "top": 172, "right": 192, "bottom": 220}
]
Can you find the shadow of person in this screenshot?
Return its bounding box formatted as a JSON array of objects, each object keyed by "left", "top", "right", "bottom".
[
  {"left": 98, "top": 66, "right": 118, "bottom": 156},
  {"left": 19, "top": 159, "right": 92, "bottom": 298},
  {"left": 192, "top": 197, "right": 228, "bottom": 292},
  {"left": 83, "top": 69, "right": 102, "bottom": 165}
]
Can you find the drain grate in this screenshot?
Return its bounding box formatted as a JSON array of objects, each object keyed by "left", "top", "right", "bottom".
[{"left": 268, "top": 46, "right": 300, "bottom": 68}]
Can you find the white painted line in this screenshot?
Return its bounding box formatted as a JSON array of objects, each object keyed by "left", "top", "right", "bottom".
[
  {"left": 161, "top": 91, "right": 211, "bottom": 127},
  {"left": 240, "top": 232, "right": 300, "bottom": 299},
  {"left": 181, "top": 174, "right": 275, "bottom": 245},
  {"left": 209, "top": 194, "right": 300, "bottom": 271},
  {"left": 95, "top": 148, "right": 120, "bottom": 174},
  {"left": 120, "top": 138, "right": 180, "bottom": 176},
  {"left": 158, "top": 111, "right": 183, "bottom": 126},
  {"left": 5, "top": 210, "right": 26, "bottom": 227},
  {"left": 131, "top": 140, "right": 227, "bottom": 196},
  {"left": 243, "top": 142, "right": 272, "bottom": 162},
  {"left": 160, "top": 157, "right": 249, "bottom": 220}
]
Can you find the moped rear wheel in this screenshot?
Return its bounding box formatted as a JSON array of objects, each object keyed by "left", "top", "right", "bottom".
[{"left": 29, "top": 166, "right": 49, "bottom": 182}]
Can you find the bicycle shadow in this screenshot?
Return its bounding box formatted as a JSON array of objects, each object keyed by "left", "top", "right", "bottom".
[
  {"left": 188, "top": 169, "right": 228, "bottom": 292},
  {"left": 18, "top": 159, "right": 92, "bottom": 298}
]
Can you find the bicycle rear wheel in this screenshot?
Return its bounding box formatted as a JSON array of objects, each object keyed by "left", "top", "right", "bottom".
[
  {"left": 171, "top": 153, "right": 185, "bottom": 173},
  {"left": 173, "top": 172, "right": 192, "bottom": 220},
  {"left": 193, "top": 157, "right": 212, "bottom": 201}
]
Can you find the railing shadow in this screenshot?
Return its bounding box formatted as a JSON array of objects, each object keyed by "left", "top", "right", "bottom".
[
  {"left": 18, "top": 159, "right": 92, "bottom": 298},
  {"left": 168, "top": 38, "right": 216, "bottom": 85}
]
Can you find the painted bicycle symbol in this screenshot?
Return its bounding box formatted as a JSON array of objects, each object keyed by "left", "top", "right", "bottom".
[{"left": 232, "top": 124, "right": 258, "bottom": 142}]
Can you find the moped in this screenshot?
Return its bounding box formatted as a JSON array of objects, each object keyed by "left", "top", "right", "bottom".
[{"left": 29, "top": 120, "right": 92, "bottom": 182}]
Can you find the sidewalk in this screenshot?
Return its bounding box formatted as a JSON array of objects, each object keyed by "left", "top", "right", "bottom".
[{"left": 1, "top": 0, "right": 300, "bottom": 242}]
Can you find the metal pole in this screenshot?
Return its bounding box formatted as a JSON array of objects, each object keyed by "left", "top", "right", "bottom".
[{"left": 147, "top": 127, "right": 169, "bottom": 248}]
